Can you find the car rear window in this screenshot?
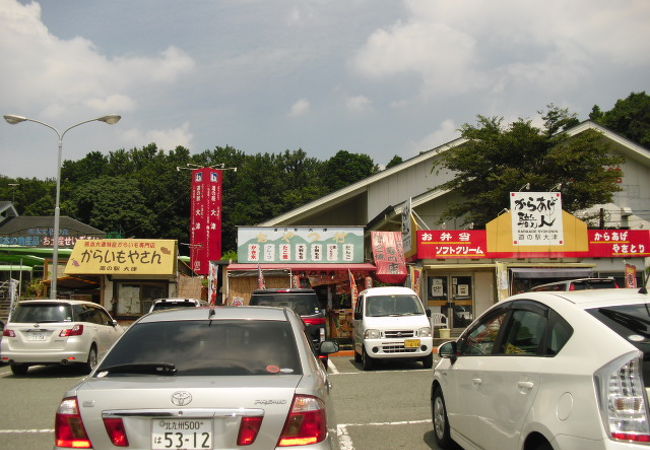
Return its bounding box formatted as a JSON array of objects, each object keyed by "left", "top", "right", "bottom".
[
  {"left": 11, "top": 303, "right": 74, "bottom": 323},
  {"left": 573, "top": 279, "right": 617, "bottom": 290},
  {"left": 152, "top": 302, "right": 199, "bottom": 311},
  {"left": 250, "top": 294, "right": 320, "bottom": 316},
  {"left": 97, "top": 320, "right": 302, "bottom": 376},
  {"left": 587, "top": 303, "right": 650, "bottom": 386}
]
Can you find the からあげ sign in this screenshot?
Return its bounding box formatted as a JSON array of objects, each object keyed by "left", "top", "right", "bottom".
[{"left": 65, "top": 239, "right": 177, "bottom": 276}]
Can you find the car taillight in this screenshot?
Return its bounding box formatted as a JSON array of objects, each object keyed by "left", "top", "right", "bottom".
[
  {"left": 60, "top": 325, "right": 84, "bottom": 337},
  {"left": 237, "top": 416, "right": 263, "bottom": 445},
  {"left": 302, "top": 317, "right": 326, "bottom": 326},
  {"left": 595, "top": 351, "right": 650, "bottom": 442},
  {"left": 3, "top": 329, "right": 15, "bottom": 337},
  {"left": 277, "top": 395, "right": 327, "bottom": 447},
  {"left": 103, "top": 417, "right": 129, "bottom": 447},
  {"left": 55, "top": 397, "right": 92, "bottom": 448}
]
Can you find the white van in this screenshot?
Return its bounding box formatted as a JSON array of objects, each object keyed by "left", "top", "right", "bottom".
[{"left": 353, "top": 286, "right": 433, "bottom": 370}]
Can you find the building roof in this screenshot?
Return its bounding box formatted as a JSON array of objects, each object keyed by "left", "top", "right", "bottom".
[
  {"left": 0, "top": 216, "right": 105, "bottom": 236},
  {"left": 259, "top": 121, "right": 650, "bottom": 230}
]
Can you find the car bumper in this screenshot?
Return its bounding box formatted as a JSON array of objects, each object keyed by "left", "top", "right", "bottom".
[
  {"left": 0, "top": 348, "right": 88, "bottom": 365},
  {"left": 363, "top": 338, "right": 433, "bottom": 359}
]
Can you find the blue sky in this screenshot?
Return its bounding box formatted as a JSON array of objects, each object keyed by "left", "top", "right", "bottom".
[{"left": 1, "top": 0, "right": 649, "bottom": 179}]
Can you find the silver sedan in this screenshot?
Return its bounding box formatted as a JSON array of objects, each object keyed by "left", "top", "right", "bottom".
[{"left": 54, "top": 306, "right": 340, "bottom": 449}]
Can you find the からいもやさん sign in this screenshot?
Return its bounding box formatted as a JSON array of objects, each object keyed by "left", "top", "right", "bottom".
[{"left": 64, "top": 239, "right": 178, "bottom": 276}]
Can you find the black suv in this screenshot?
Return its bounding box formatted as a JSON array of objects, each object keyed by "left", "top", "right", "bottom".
[{"left": 249, "top": 288, "right": 328, "bottom": 365}]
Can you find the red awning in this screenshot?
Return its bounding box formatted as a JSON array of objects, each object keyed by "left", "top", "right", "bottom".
[
  {"left": 227, "top": 263, "right": 376, "bottom": 271},
  {"left": 371, "top": 231, "right": 408, "bottom": 284}
]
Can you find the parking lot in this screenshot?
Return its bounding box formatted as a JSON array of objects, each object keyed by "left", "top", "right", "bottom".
[{"left": 0, "top": 354, "right": 442, "bottom": 450}]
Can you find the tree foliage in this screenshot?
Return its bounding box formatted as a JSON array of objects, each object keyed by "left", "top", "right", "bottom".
[
  {"left": 432, "top": 106, "right": 624, "bottom": 228},
  {"left": 590, "top": 91, "right": 650, "bottom": 147}
]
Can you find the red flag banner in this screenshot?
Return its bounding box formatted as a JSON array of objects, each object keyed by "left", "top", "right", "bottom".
[
  {"left": 190, "top": 168, "right": 223, "bottom": 275},
  {"left": 349, "top": 269, "right": 359, "bottom": 311},
  {"left": 625, "top": 264, "right": 637, "bottom": 288},
  {"left": 257, "top": 264, "right": 266, "bottom": 290},
  {"left": 371, "top": 231, "right": 407, "bottom": 284}
]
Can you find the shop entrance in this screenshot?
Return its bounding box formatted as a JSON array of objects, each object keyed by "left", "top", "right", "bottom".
[{"left": 427, "top": 274, "right": 474, "bottom": 329}]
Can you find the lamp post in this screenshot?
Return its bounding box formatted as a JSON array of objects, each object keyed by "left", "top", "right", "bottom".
[{"left": 3, "top": 114, "right": 121, "bottom": 299}]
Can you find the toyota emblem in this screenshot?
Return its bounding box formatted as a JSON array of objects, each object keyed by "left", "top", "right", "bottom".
[{"left": 171, "top": 391, "right": 192, "bottom": 406}]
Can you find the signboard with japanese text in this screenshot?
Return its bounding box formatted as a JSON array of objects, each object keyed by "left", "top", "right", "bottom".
[
  {"left": 0, "top": 233, "right": 102, "bottom": 248},
  {"left": 371, "top": 231, "right": 407, "bottom": 283},
  {"left": 417, "top": 230, "right": 488, "bottom": 259},
  {"left": 237, "top": 227, "right": 364, "bottom": 264},
  {"left": 190, "top": 168, "right": 223, "bottom": 275},
  {"left": 510, "top": 192, "right": 563, "bottom": 245},
  {"left": 401, "top": 197, "right": 414, "bottom": 255},
  {"left": 587, "top": 230, "right": 650, "bottom": 258},
  {"left": 65, "top": 239, "right": 177, "bottom": 276}
]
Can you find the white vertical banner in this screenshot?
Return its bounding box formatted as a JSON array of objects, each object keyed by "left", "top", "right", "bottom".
[
  {"left": 402, "top": 197, "right": 413, "bottom": 254},
  {"left": 510, "top": 192, "right": 564, "bottom": 246}
]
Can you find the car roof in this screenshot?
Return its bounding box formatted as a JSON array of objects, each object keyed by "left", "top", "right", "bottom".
[
  {"left": 512, "top": 288, "right": 649, "bottom": 309},
  {"left": 17, "top": 299, "right": 100, "bottom": 306},
  {"left": 360, "top": 286, "right": 417, "bottom": 296},
  {"left": 153, "top": 298, "right": 203, "bottom": 303},
  {"left": 252, "top": 288, "right": 315, "bottom": 294},
  {"left": 139, "top": 305, "right": 292, "bottom": 323}
]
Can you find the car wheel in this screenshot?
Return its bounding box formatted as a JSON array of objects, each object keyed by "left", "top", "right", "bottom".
[
  {"left": 10, "top": 363, "right": 29, "bottom": 376},
  {"left": 82, "top": 346, "right": 98, "bottom": 373},
  {"left": 421, "top": 353, "right": 433, "bottom": 369},
  {"left": 354, "top": 348, "right": 362, "bottom": 363},
  {"left": 432, "top": 384, "right": 453, "bottom": 448},
  {"left": 530, "top": 439, "right": 553, "bottom": 450},
  {"left": 362, "top": 347, "right": 374, "bottom": 370}
]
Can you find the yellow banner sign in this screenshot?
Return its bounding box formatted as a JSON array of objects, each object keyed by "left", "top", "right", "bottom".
[{"left": 65, "top": 239, "right": 177, "bottom": 276}]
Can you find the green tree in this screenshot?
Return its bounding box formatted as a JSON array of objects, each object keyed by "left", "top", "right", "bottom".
[
  {"left": 386, "top": 155, "right": 403, "bottom": 169},
  {"left": 432, "top": 107, "right": 624, "bottom": 228},
  {"left": 591, "top": 91, "right": 650, "bottom": 147},
  {"left": 322, "top": 150, "right": 379, "bottom": 192},
  {"left": 62, "top": 175, "right": 156, "bottom": 237}
]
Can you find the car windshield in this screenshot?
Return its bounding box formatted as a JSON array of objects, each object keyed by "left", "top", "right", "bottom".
[
  {"left": 250, "top": 295, "right": 319, "bottom": 316},
  {"left": 96, "top": 319, "right": 302, "bottom": 377},
  {"left": 11, "top": 303, "right": 73, "bottom": 323},
  {"left": 365, "top": 295, "right": 425, "bottom": 317}
]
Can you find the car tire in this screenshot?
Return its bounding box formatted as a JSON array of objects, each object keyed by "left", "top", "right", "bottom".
[
  {"left": 362, "top": 347, "right": 374, "bottom": 371},
  {"left": 432, "top": 384, "right": 453, "bottom": 449},
  {"left": 10, "top": 363, "right": 29, "bottom": 376},
  {"left": 421, "top": 353, "right": 433, "bottom": 369},
  {"left": 354, "top": 348, "right": 362, "bottom": 363},
  {"left": 82, "top": 346, "right": 98, "bottom": 374},
  {"left": 531, "top": 440, "right": 553, "bottom": 450}
]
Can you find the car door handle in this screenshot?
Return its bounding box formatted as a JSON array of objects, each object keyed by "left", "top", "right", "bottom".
[
  {"left": 472, "top": 378, "right": 482, "bottom": 386},
  {"left": 517, "top": 381, "right": 534, "bottom": 391}
]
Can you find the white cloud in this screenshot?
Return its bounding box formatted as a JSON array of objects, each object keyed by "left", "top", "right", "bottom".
[
  {"left": 409, "top": 119, "right": 459, "bottom": 152},
  {"left": 0, "top": 0, "right": 195, "bottom": 121},
  {"left": 288, "top": 98, "right": 310, "bottom": 117},
  {"left": 121, "top": 122, "right": 194, "bottom": 151},
  {"left": 352, "top": 0, "right": 650, "bottom": 98},
  {"left": 346, "top": 95, "right": 372, "bottom": 112}
]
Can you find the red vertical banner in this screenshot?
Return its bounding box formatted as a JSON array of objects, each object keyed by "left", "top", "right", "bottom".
[
  {"left": 625, "top": 264, "right": 637, "bottom": 288},
  {"left": 349, "top": 269, "right": 359, "bottom": 311},
  {"left": 190, "top": 168, "right": 223, "bottom": 275}
]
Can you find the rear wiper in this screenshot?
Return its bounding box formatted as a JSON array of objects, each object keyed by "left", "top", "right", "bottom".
[
  {"left": 599, "top": 309, "right": 650, "bottom": 337},
  {"left": 97, "top": 362, "right": 177, "bottom": 376}
]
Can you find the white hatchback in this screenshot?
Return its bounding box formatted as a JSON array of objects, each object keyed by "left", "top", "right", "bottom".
[
  {"left": 1, "top": 299, "right": 123, "bottom": 375},
  {"left": 432, "top": 288, "right": 650, "bottom": 450}
]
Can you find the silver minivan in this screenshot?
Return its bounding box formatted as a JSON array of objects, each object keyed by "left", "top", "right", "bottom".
[{"left": 1, "top": 299, "right": 123, "bottom": 375}]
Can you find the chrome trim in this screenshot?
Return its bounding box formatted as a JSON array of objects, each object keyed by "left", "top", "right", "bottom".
[{"left": 102, "top": 408, "right": 264, "bottom": 418}]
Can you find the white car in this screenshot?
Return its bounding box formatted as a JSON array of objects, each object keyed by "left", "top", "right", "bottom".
[
  {"left": 148, "top": 297, "right": 207, "bottom": 313},
  {"left": 432, "top": 287, "right": 650, "bottom": 450},
  {"left": 1, "top": 299, "right": 123, "bottom": 375}
]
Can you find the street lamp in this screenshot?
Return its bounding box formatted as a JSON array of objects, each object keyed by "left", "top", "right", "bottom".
[{"left": 3, "top": 113, "right": 121, "bottom": 299}]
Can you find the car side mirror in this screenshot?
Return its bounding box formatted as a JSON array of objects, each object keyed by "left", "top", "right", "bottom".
[
  {"left": 425, "top": 309, "right": 431, "bottom": 317},
  {"left": 319, "top": 340, "right": 339, "bottom": 355},
  {"left": 111, "top": 320, "right": 119, "bottom": 327},
  {"left": 353, "top": 312, "right": 362, "bottom": 320},
  {"left": 438, "top": 341, "right": 458, "bottom": 364}
]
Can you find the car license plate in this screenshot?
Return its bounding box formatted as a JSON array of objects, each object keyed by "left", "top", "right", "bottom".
[
  {"left": 26, "top": 332, "right": 46, "bottom": 341},
  {"left": 152, "top": 419, "right": 212, "bottom": 449},
  {"left": 404, "top": 338, "right": 421, "bottom": 348}
]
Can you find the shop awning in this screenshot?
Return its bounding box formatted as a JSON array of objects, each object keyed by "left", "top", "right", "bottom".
[
  {"left": 510, "top": 267, "right": 593, "bottom": 279},
  {"left": 227, "top": 263, "right": 376, "bottom": 271}
]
